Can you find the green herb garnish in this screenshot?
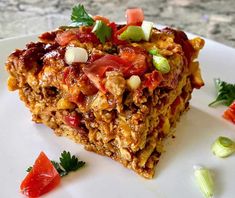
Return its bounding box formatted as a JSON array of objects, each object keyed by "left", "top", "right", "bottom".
[
  {"left": 26, "top": 151, "right": 85, "bottom": 177},
  {"left": 59, "top": 151, "right": 85, "bottom": 174},
  {"left": 71, "top": 4, "right": 94, "bottom": 26},
  {"left": 92, "top": 20, "right": 112, "bottom": 44},
  {"left": 209, "top": 78, "right": 235, "bottom": 107}
]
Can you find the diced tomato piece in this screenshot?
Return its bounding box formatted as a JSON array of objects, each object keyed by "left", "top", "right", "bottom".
[
  {"left": 223, "top": 101, "right": 235, "bottom": 124},
  {"left": 20, "top": 152, "right": 60, "bottom": 197},
  {"left": 143, "top": 70, "right": 162, "bottom": 91},
  {"left": 119, "top": 46, "right": 148, "bottom": 76},
  {"left": 64, "top": 113, "right": 81, "bottom": 128},
  {"left": 229, "top": 101, "right": 235, "bottom": 110},
  {"left": 126, "top": 8, "right": 144, "bottom": 26},
  {"left": 83, "top": 54, "right": 132, "bottom": 92},
  {"left": 55, "top": 31, "right": 77, "bottom": 46},
  {"left": 93, "top": 15, "right": 110, "bottom": 24}
]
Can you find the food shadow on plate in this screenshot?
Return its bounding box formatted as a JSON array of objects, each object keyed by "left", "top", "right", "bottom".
[{"left": 154, "top": 105, "right": 235, "bottom": 179}]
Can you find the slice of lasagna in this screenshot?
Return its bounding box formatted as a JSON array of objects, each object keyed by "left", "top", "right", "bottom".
[{"left": 5, "top": 5, "right": 204, "bottom": 178}]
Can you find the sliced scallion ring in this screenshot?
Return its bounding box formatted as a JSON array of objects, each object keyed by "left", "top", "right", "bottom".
[
  {"left": 152, "top": 55, "right": 170, "bottom": 74},
  {"left": 211, "top": 136, "right": 235, "bottom": 158},
  {"left": 194, "top": 165, "right": 214, "bottom": 198}
]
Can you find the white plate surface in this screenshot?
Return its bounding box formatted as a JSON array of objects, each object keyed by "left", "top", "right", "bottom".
[{"left": 0, "top": 29, "right": 235, "bottom": 198}]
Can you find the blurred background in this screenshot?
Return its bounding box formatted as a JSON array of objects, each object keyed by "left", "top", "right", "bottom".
[{"left": 0, "top": 0, "right": 234, "bottom": 47}]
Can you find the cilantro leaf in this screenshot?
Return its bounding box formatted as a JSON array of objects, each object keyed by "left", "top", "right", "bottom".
[
  {"left": 209, "top": 78, "right": 235, "bottom": 107},
  {"left": 71, "top": 4, "right": 94, "bottom": 26},
  {"left": 92, "top": 20, "right": 112, "bottom": 44},
  {"left": 59, "top": 151, "right": 85, "bottom": 173}
]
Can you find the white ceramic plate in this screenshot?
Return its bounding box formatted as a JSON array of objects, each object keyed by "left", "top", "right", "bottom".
[{"left": 0, "top": 29, "right": 235, "bottom": 198}]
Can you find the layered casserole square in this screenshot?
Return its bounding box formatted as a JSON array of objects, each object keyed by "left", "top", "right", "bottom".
[{"left": 5, "top": 8, "right": 204, "bottom": 178}]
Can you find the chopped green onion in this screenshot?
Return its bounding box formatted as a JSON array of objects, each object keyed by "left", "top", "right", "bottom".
[
  {"left": 148, "top": 48, "right": 159, "bottom": 55},
  {"left": 194, "top": 165, "right": 214, "bottom": 198},
  {"left": 211, "top": 136, "right": 235, "bottom": 158},
  {"left": 141, "top": 21, "right": 154, "bottom": 41},
  {"left": 119, "top": 26, "right": 144, "bottom": 42},
  {"left": 152, "top": 55, "right": 170, "bottom": 74}
]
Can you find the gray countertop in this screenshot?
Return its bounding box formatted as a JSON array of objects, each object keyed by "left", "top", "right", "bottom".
[{"left": 0, "top": 0, "right": 234, "bottom": 48}]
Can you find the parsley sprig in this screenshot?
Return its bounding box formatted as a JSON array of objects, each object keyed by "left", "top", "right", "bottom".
[
  {"left": 58, "top": 151, "right": 85, "bottom": 176},
  {"left": 209, "top": 78, "right": 235, "bottom": 107},
  {"left": 27, "top": 151, "right": 85, "bottom": 177},
  {"left": 71, "top": 4, "right": 94, "bottom": 26}
]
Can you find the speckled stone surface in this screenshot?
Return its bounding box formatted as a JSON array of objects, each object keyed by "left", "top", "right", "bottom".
[{"left": 0, "top": 0, "right": 234, "bottom": 47}]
